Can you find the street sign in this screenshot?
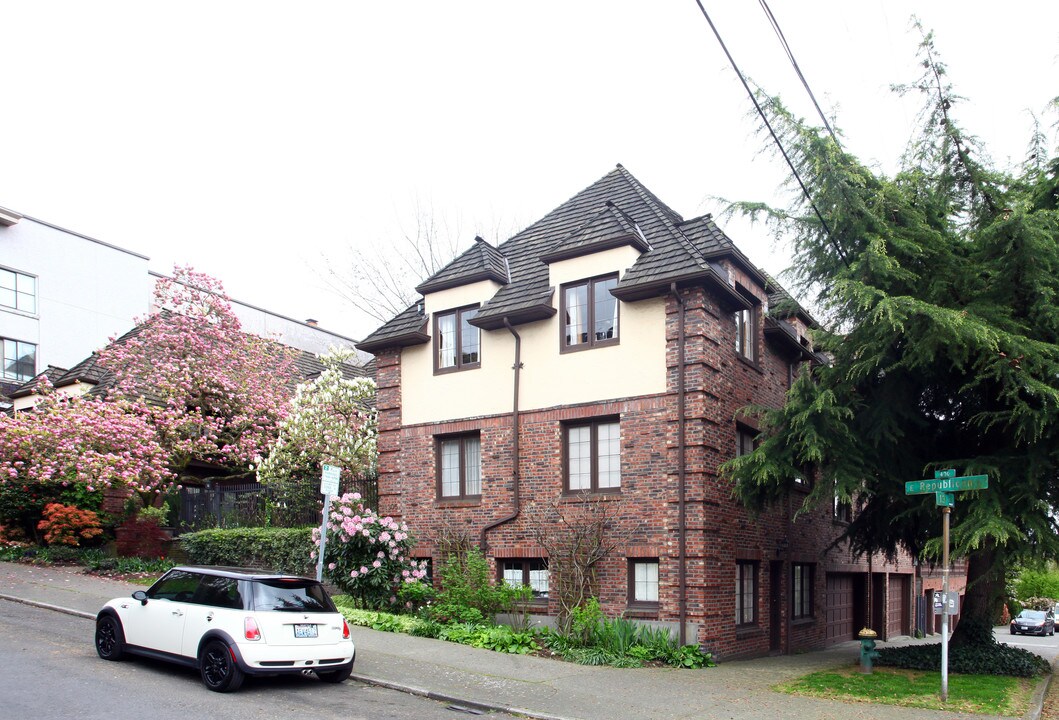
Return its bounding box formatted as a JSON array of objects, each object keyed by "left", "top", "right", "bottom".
[
  {"left": 320, "top": 463, "right": 341, "bottom": 496},
  {"left": 935, "top": 469, "right": 956, "bottom": 479},
  {"left": 935, "top": 492, "right": 954, "bottom": 507},
  {"left": 932, "top": 591, "right": 960, "bottom": 615},
  {"left": 905, "top": 475, "right": 988, "bottom": 494}
]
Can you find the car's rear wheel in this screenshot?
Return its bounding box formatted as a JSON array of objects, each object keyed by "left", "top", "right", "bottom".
[
  {"left": 95, "top": 616, "right": 126, "bottom": 660},
  {"left": 316, "top": 664, "right": 353, "bottom": 684},
  {"left": 200, "top": 640, "right": 244, "bottom": 692}
]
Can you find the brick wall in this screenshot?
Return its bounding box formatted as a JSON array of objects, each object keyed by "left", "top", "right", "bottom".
[{"left": 373, "top": 282, "right": 925, "bottom": 660}]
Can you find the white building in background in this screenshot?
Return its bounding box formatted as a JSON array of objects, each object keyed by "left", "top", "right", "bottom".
[{"left": 0, "top": 205, "right": 359, "bottom": 397}]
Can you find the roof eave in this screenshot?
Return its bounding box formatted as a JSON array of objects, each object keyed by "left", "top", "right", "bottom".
[
  {"left": 356, "top": 331, "right": 430, "bottom": 355},
  {"left": 764, "top": 325, "right": 816, "bottom": 362},
  {"left": 415, "top": 269, "right": 508, "bottom": 295},
  {"left": 540, "top": 234, "right": 650, "bottom": 264},
  {"left": 470, "top": 305, "right": 557, "bottom": 331},
  {"left": 612, "top": 267, "right": 750, "bottom": 310}
]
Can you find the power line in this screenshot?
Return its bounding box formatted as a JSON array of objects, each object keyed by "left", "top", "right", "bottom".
[
  {"left": 690, "top": 0, "right": 849, "bottom": 267},
  {"left": 758, "top": 0, "right": 841, "bottom": 149}
]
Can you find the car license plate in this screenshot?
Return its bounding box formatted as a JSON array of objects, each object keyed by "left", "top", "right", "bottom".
[{"left": 294, "top": 624, "right": 318, "bottom": 638}]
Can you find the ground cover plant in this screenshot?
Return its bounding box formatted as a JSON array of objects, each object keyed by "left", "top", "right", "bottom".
[{"left": 778, "top": 666, "right": 1034, "bottom": 716}]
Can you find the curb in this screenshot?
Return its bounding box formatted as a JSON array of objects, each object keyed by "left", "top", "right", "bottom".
[
  {"left": 0, "top": 593, "right": 95, "bottom": 620},
  {"left": 0, "top": 593, "right": 573, "bottom": 720},
  {"left": 347, "top": 673, "right": 577, "bottom": 720}
]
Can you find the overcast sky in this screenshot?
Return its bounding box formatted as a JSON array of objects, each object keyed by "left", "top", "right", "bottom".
[{"left": 3, "top": 1, "right": 1057, "bottom": 341}]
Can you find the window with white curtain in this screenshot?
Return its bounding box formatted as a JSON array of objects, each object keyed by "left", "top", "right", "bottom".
[
  {"left": 437, "top": 433, "right": 481, "bottom": 499},
  {"left": 561, "top": 275, "right": 619, "bottom": 351},
  {"left": 565, "top": 419, "right": 620, "bottom": 492},
  {"left": 434, "top": 305, "right": 480, "bottom": 373}
]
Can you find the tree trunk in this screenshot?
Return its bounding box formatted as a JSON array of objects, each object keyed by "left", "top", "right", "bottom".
[{"left": 951, "top": 544, "right": 1004, "bottom": 647}]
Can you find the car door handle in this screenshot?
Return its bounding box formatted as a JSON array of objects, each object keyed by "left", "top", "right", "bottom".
[{"left": 172, "top": 609, "right": 184, "bottom": 617}]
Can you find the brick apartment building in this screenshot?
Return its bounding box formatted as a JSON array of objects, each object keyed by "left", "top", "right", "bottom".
[{"left": 358, "top": 165, "right": 963, "bottom": 659}]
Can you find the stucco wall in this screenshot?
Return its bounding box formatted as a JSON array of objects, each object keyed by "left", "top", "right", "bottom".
[{"left": 402, "top": 247, "right": 667, "bottom": 425}]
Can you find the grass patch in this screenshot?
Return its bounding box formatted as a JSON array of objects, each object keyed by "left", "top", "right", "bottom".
[{"left": 777, "top": 666, "right": 1035, "bottom": 716}]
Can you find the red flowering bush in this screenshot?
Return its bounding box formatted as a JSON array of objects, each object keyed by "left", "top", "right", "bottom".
[{"left": 37, "top": 503, "right": 103, "bottom": 547}]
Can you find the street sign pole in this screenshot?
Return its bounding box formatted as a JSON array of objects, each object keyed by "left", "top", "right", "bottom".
[
  {"left": 940, "top": 505, "right": 950, "bottom": 703},
  {"left": 904, "top": 467, "right": 989, "bottom": 704},
  {"left": 316, "top": 464, "right": 342, "bottom": 582}
]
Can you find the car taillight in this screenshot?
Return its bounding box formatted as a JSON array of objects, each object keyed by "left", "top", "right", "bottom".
[
  {"left": 245, "top": 617, "right": 261, "bottom": 641},
  {"left": 342, "top": 618, "right": 350, "bottom": 640}
]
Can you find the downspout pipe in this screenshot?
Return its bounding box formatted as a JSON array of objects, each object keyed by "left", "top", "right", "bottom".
[
  {"left": 481, "top": 318, "right": 522, "bottom": 552},
  {"left": 670, "top": 283, "right": 687, "bottom": 646}
]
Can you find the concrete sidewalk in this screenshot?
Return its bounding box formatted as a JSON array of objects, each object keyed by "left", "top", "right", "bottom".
[{"left": 0, "top": 561, "right": 1046, "bottom": 720}]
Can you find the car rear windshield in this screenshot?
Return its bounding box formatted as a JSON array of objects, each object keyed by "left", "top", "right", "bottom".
[{"left": 252, "top": 579, "right": 336, "bottom": 612}]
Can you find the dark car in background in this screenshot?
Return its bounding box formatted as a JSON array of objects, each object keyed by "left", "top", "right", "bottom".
[{"left": 1010, "top": 609, "right": 1055, "bottom": 636}]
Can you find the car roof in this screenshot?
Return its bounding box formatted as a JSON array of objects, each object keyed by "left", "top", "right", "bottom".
[{"left": 171, "top": 565, "right": 318, "bottom": 582}]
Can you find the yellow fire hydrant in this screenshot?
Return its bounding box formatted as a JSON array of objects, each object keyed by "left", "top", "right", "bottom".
[{"left": 858, "top": 628, "right": 880, "bottom": 673}]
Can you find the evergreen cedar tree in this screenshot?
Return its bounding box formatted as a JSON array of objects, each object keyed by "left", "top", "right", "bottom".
[{"left": 722, "top": 29, "right": 1059, "bottom": 645}]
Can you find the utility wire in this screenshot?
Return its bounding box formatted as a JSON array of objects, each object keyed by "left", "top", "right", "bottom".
[
  {"left": 690, "top": 0, "right": 849, "bottom": 267},
  {"left": 758, "top": 0, "right": 841, "bottom": 149}
]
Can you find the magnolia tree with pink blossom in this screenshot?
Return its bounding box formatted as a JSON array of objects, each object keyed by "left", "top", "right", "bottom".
[
  {"left": 97, "top": 267, "right": 300, "bottom": 481},
  {"left": 313, "top": 492, "right": 426, "bottom": 609},
  {"left": 0, "top": 379, "right": 173, "bottom": 538}
]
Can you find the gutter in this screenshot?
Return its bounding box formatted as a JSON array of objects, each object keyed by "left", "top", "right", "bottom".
[
  {"left": 670, "top": 283, "right": 688, "bottom": 646},
  {"left": 480, "top": 318, "right": 523, "bottom": 552}
]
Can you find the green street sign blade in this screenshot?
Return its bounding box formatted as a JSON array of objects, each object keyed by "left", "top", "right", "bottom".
[
  {"left": 905, "top": 475, "right": 989, "bottom": 495},
  {"left": 935, "top": 469, "right": 956, "bottom": 479},
  {"left": 936, "top": 492, "right": 954, "bottom": 507}
]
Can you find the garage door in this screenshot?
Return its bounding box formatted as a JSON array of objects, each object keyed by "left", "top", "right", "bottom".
[
  {"left": 888, "top": 575, "right": 911, "bottom": 638},
  {"left": 826, "top": 574, "right": 855, "bottom": 645}
]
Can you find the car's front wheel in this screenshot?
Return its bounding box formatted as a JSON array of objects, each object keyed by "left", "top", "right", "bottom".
[
  {"left": 316, "top": 664, "right": 353, "bottom": 684},
  {"left": 200, "top": 640, "right": 245, "bottom": 692},
  {"left": 95, "top": 616, "right": 126, "bottom": 661}
]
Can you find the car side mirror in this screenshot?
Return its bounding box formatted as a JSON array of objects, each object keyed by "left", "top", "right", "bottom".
[{"left": 132, "top": 590, "right": 148, "bottom": 606}]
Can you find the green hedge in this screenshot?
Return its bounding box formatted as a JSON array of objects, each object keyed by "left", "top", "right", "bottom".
[
  {"left": 876, "top": 642, "right": 1050, "bottom": 678},
  {"left": 179, "top": 527, "right": 314, "bottom": 575}
]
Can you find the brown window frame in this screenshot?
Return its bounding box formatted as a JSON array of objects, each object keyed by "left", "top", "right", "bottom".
[
  {"left": 736, "top": 426, "right": 757, "bottom": 457},
  {"left": 433, "top": 304, "right": 481, "bottom": 374},
  {"left": 435, "top": 432, "right": 482, "bottom": 501},
  {"left": 627, "top": 559, "right": 660, "bottom": 609},
  {"left": 498, "top": 558, "right": 550, "bottom": 600},
  {"left": 733, "top": 285, "right": 760, "bottom": 363},
  {"left": 563, "top": 417, "right": 621, "bottom": 494},
  {"left": 833, "top": 494, "right": 852, "bottom": 523},
  {"left": 792, "top": 563, "right": 814, "bottom": 620},
  {"left": 559, "top": 273, "right": 620, "bottom": 353},
  {"left": 735, "top": 560, "right": 758, "bottom": 626}
]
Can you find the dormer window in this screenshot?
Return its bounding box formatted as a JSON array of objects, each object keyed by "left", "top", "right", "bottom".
[
  {"left": 561, "top": 274, "right": 619, "bottom": 352},
  {"left": 434, "top": 305, "right": 480, "bottom": 373}
]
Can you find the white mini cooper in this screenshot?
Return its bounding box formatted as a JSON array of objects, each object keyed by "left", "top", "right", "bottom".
[{"left": 95, "top": 565, "right": 355, "bottom": 692}]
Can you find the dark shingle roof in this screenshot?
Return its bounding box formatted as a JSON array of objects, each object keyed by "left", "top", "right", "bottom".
[
  {"left": 357, "top": 302, "right": 429, "bottom": 354},
  {"left": 9, "top": 324, "right": 367, "bottom": 403},
  {"left": 9, "top": 365, "right": 70, "bottom": 398},
  {"left": 761, "top": 270, "right": 817, "bottom": 327},
  {"left": 416, "top": 236, "right": 509, "bottom": 295},
  {"left": 360, "top": 165, "right": 778, "bottom": 345}
]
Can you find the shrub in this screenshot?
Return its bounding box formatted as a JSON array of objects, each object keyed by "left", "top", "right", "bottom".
[
  {"left": 181, "top": 526, "right": 313, "bottom": 574},
  {"left": 315, "top": 492, "right": 427, "bottom": 609},
  {"left": 37, "top": 503, "right": 103, "bottom": 547},
  {"left": 429, "top": 547, "right": 513, "bottom": 624},
  {"left": 877, "top": 642, "right": 1049, "bottom": 677}
]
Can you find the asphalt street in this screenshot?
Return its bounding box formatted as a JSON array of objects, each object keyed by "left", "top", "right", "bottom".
[{"left": 0, "top": 601, "right": 516, "bottom": 720}]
